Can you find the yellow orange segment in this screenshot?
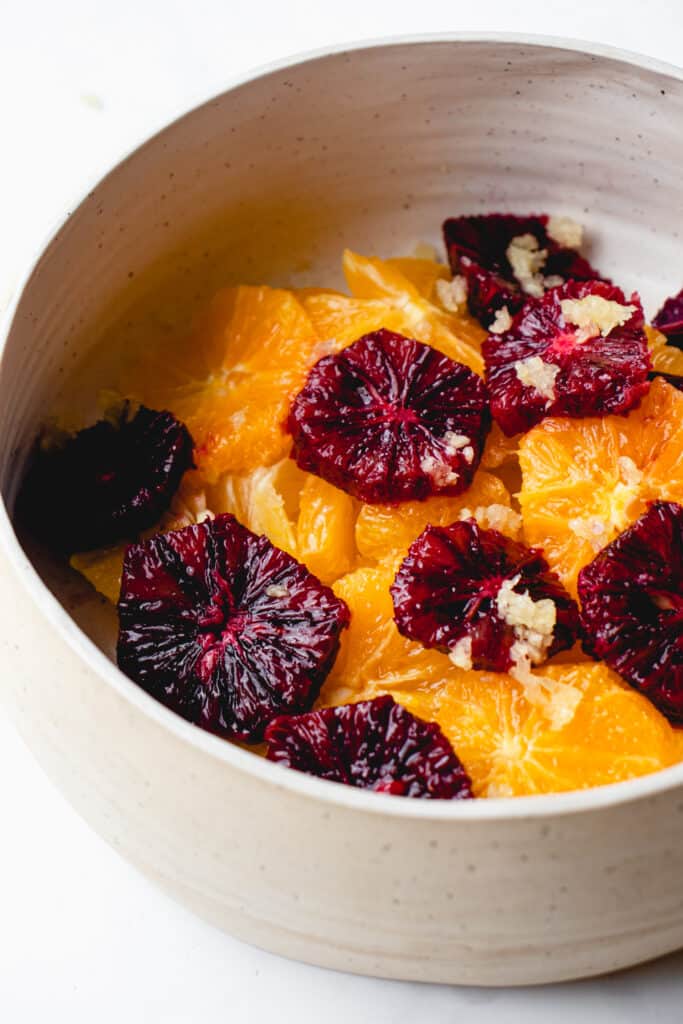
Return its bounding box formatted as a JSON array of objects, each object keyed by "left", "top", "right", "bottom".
[
  {"left": 355, "top": 469, "right": 518, "bottom": 564},
  {"left": 70, "top": 545, "right": 126, "bottom": 604},
  {"left": 209, "top": 459, "right": 307, "bottom": 557},
  {"left": 647, "top": 323, "right": 683, "bottom": 376},
  {"left": 120, "top": 286, "right": 320, "bottom": 482},
  {"left": 342, "top": 249, "right": 486, "bottom": 374},
  {"left": 518, "top": 377, "right": 683, "bottom": 595},
  {"left": 412, "top": 663, "right": 680, "bottom": 797},
  {"left": 385, "top": 256, "right": 450, "bottom": 301},
  {"left": 296, "top": 475, "right": 358, "bottom": 583},
  {"left": 301, "top": 292, "right": 408, "bottom": 351}
]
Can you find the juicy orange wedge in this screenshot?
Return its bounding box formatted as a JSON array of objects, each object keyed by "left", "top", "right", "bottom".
[
  {"left": 120, "top": 286, "right": 320, "bottom": 482},
  {"left": 519, "top": 377, "right": 683, "bottom": 596},
  {"left": 341, "top": 249, "right": 486, "bottom": 374},
  {"left": 355, "top": 468, "right": 518, "bottom": 564}
]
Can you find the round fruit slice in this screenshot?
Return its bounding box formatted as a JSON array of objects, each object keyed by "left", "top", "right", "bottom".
[
  {"left": 519, "top": 377, "right": 683, "bottom": 596},
  {"left": 287, "top": 329, "right": 490, "bottom": 504},
  {"left": 120, "top": 286, "right": 319, "bottom": 482},
  {"left": 578, "top": 502, "right": 683, "bottom": 724},
  {"left": 20, "top": 404, "right": 193, "bottom": 553},
  {"left": 483, "top": 281, "right": 650, "bottom": 436},
  {"left": 652, "top": 286, "right": 683, "bottom": 349},
  {"left": 117, "top": 513, "right": 350, "bottom": 742},
  {"left": 442, "top": 212, "right": 607, "bottom": 326},
  {"left": 367, "top": 663, "right": 680, "bottom": 797},
  {"left": 391, "top": 521, "right": 578, "bottom": 675},
  {"left": 355, "top": 468, "right": 518, "bottom": 564},
  {"left": 265, "top": 694, "right": 473, "bottom": 799}
]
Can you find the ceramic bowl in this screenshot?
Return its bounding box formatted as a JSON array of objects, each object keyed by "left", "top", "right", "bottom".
[{"left": 2, "top": 35, "right": 683, "bottom": 986}]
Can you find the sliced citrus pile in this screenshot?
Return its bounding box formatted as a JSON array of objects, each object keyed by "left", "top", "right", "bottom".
[
  {"left": 354, "top": 468, "right": 518, "bottom": 564},
  {"left": 320, "top": 564, "right": 681, "bottom": 796},
  {"left": 518, "top": 377, "right": 683, "bottom": 596},
  {"left": 120, "top": 286, "right": 320, "bottom": 482}
]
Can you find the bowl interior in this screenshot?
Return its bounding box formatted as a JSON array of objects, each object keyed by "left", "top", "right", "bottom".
[{"left": 3, "top": 36, "right": 682, "bottom": 668}]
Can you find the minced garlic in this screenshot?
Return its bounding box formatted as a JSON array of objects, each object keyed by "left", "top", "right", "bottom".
[
  {"left": 513, "top": 356, "right": 560, "bottom": 403},
  {"left": 547, "top": 215, "right": 584, "bottom": 250},
  {"left": 489, "top": 305, "right": 513, "bottom": 334},
  {"left": 449, "top": 635, "right": 473, "bottom": 671},
  {"left": 506, "top": 234, "right": 548, "bottom": 297},
  {"left": 560, "top": 294, "right": 636, "bottom": 338},
  {"left": 459, "top": 503, "right": 522, "bottom": 538},
  {"left": 420, "top": 454, "right": 459, "bottom": 487},
  {"left": 435, "top": 275, "right": 468, "bottom": 312}
]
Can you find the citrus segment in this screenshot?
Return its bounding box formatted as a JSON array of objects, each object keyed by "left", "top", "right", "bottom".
[
  {"left": 647, "top": 324, "right": 683, "bottom": 376},
  {"left": 355, "top": 469, "right": 517, "bottom": 563},
  {"left": 296, "top": 474, "right": 357, "bottom": 583},
  {"left": 518, "top": 378, "right": 683, "bottom": 595},
  {"left": 120, "top": 286, "right": 319, "bottom": 481},
  {"left": 342, "top": 249, "right": 486, "bottom": 374}
]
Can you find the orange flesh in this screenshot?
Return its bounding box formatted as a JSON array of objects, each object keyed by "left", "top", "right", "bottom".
[{"left": 70, "top": 251, "right": 683, "bottom": 796}]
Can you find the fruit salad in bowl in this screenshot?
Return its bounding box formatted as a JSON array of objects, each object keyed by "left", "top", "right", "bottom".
[{"left": 19, "top": 219, "right": 683, "bottom": 800}]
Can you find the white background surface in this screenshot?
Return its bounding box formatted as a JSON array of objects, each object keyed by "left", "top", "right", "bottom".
[{"left": 2, "top": 2, "right": 683, "bottom": 1020}]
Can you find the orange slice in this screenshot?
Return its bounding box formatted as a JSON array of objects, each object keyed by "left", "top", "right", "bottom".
[
  {"left": 384, "top": 256, "right": 450, "bottom": 301},
  {"left": 354, "top": 469, "right": 519, "bottom": 564},
  {"left": 341, "top": 250, "right": 486, "bottom": 374},
  {"left": 518, "top": 377, "right": 683, "bottom": 595},
  {"left": 296, "top": 475, "right": 357, "bottom": 583},
  {"left": 390, "top": 663, "right": 680, "bottom": 797},
  {"left": 647, "top": 323, "right": 683, "bottom": 375},
  {"left": 120, "top": 286, "right": 319, "bottom": 482}
]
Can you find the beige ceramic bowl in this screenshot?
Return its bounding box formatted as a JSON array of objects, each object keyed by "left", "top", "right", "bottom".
[{"left": 2, "top": 35, "right": 683, "bottom": 986}]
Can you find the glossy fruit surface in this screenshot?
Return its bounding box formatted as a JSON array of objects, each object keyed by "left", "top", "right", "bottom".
[
  {"left": 391, "top": 521, "right": 578, "bottom": 672},
  {"left": 20, "top": 404, "right": 193, "bottom": 553},
  {"left": 117, "top": 513, "right": 349, "bottom": 742},
  {"left": 443, "top": 213, "right": 606, "bottom": 325},
  {"left": 266, "top": 694, "right": 474, "bottom": 799},
  {"left": 579, "top": 502, "right": 683, "bottom": 723},
  {"left": 484, "top": 281, "right": 650, "bottom": 436},
  {"left": 288, "top": 329, "right": 490, "bottom": 503}
]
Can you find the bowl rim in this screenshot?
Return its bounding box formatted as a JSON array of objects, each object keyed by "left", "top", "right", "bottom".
[{"left": 3, "top": 30, "right": 683, "bottom": 823}]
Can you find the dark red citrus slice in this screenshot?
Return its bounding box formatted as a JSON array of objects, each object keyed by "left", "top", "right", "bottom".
[
  {"left": 483, "top": 280, "right": 651, "bottom": 436},
  {"left": 652, "top": 287, "right": 683, "bottom": 350},
  {"left": 578, "top": 501, "right": 683, "bottom": 724},
  {"left": 391, "top": 520, "right": 579, "bottom": 673},
  {"left": 443, "top": 213, "right": 607, "bottom": 326},
  {"left": 265, "top": 694, "right": 473, "bottom": 799},
  {"left": 287, "top": 329, "right": 490, "bottom": 504},
  {"left": 19, "top": 404, "right": 194, "bottom": 553},
  {"left": 117, "top": 513, "right": 350, "bottom": 742}
]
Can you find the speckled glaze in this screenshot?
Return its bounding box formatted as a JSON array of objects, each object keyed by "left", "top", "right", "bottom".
[{"left": 2, "top": 36, "right": 683, "bottom": 985}]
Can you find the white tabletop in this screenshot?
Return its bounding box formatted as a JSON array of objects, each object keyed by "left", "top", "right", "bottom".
[{"left": 2, "top": 2, "right": 683, "bottom": 1020}]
